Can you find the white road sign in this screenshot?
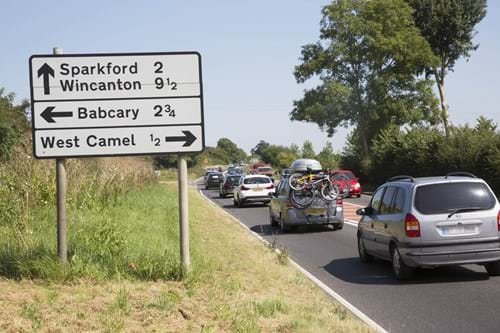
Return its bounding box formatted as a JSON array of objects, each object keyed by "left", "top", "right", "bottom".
[{"left": 29, "top": 52, "right": 204, "bottom": 158}]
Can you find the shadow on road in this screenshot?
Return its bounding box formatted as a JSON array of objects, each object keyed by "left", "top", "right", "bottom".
[
  {"left": 250, "top": 224, "right": 336, "bottom": 236},
  {"left": 324, "top": 258, "right": 490, "bottom": 285}
]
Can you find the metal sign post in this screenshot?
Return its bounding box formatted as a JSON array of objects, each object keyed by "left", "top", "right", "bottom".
[
  {"left": 29, "top": 50, "right": 205, "bottom": 271},
  {"left": 178, "top": 155, "right": 190, "bottom": 273}
]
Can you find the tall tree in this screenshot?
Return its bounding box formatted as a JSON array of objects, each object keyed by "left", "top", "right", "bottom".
[
  {"left": 301, "top": 140, "right": 316, "bottom": 159},
  {"left": 407, "top": 0, "right": 487, "bottom": 137},
  {"left": 292, "top": 0, "right": 438, "bottom": 158},
  {"left": 216, "top": 138, "right": 247, "bottom": 163},
  {"left": 316, "top": 142, "right": 340, "bottom": 169}
]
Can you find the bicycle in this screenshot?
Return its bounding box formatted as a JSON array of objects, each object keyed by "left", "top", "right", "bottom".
[{"left": 288, "top": 168, "right": 339, "bottom": 206}]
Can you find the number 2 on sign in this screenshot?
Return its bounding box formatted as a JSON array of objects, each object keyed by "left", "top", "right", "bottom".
[
  {"left": 150, "top": 134, "right": 160, "bottom": 147},
  {"left": 154, "top": 105, "right": 176, "bottom": 118}
]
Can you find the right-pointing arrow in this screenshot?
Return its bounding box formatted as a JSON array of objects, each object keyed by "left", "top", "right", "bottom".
[
  {"left": 165, "top": 131, "right": 197, "bottom": 147},
  {"left": 37, "top": 63, "right": 55, "bottom": 95},
  {"left": 41, "top": 106, "right": 73, "bottom": 123}
]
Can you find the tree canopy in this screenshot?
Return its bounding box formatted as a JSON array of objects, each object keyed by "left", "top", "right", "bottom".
[
  {"left": 292, "top": 0, "right": 439, "bottom": 158},
  {"left": 407, "top": 0, "right": 487, "bottom": 136},
  {"left": 0, "top": 88, "right": 29, "bottom": 160}
]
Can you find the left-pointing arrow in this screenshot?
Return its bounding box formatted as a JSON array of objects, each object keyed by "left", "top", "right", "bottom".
[
  {"left": 41, "top": 106, "right": 73, "bottom": 123},
  {"left": 37, "top": 63, "right": 55, "bottom": 95}
]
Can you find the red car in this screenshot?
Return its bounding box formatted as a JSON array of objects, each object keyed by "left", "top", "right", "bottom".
[{"left": 331, "top": 170, "right": 362, "bottom": 198}]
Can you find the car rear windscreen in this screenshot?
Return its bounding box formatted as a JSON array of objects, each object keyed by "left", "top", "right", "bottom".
[
  {"left": 227, "top": 176, "right": 241, "bottom": 185},
  {"left": 258, "top": 167, "right": 272, "bottom": 172},
  {"left": 244, "top": 177, "right": 271, "bottom": 185},
  {"left": 415, "top": 182, "right": 496, "bottom": 215}
]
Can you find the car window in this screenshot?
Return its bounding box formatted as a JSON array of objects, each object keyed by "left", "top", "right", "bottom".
[
  {"left": 415, "top": 182, "right": 496, "bottom": 215},
  {"left": 244, "top": 177, "right": 271, "bottom": 185},
  {"left": 379, "top": 186, "right": 397, "bottom": 214},
  {"left": 227, "top": 176, "right": 241, "bottom": 185},
  {"left": 390, "top": 188, "right": 406, "bottom": 214},
  {"left": 370, "top": 187, "right": 385, "bottom": 213},
  {"left": 341, "top": 172, "right": 356, "bottom": 180}
]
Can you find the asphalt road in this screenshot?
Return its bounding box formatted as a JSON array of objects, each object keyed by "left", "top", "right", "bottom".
[{"left": 199, "top": 183, "right": 500, "bottom": 333}]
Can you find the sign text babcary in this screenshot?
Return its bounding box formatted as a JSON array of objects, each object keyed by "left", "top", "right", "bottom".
[{"left": 29, "top": 52, "right": 204, "bottom": 158}]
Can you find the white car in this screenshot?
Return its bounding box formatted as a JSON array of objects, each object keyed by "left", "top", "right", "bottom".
[{"left": 233, "top": 175, "right": 275, "bottom": 207}]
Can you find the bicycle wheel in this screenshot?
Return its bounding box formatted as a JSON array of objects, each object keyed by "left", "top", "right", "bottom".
[
  {"left": 291, "top": 188, "right": 315, "bottom": 207},
  {"left": 289, "top": 173, "right": 306, "bottom": 191},
  {"left": 321, "top": 182, "right": 339, "bottom": 201}
]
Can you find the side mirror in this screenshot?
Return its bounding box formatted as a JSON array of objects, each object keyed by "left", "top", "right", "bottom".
[{"left": 356, "top": 207, "right": 373, "bottom": 216}]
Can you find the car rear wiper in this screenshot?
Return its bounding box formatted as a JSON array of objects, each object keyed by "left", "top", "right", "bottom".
[{"left": 447, "top": 207, "right": 482, "bottom": 218}]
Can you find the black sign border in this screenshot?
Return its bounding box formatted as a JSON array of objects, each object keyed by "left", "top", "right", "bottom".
[{"left": 29, "top": 51, "right": 205, "bottom": 159}]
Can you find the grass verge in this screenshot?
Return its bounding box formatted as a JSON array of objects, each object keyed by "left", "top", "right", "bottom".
[{"left": 0, "top": 183, "right": 372, "bottom": 332}]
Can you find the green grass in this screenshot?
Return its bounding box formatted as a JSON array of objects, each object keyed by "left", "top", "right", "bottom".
[
  {"left": 0, "top": 184, "right": 206, "bottom": 282},
  {"left": 0, "top": 182, "right": 372, "bottom": 332}
]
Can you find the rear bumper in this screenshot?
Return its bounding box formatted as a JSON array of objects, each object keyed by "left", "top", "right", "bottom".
[
  {"left": 241, "top": 195, "right": 271, "bottom": 203},
  {"left": 401, "top": 240, "right": 500, "bottom": 266},
  {"left": 283, "top": 207, "right": 344, "bottom": 226}
]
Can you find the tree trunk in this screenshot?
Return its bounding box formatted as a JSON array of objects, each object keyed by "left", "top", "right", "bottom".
[
  {"left": 435, "top": 71, "right": 449, "bottom": 138},
  {"left": 359, "top": 117, "right": 369, "bottom": 159}
]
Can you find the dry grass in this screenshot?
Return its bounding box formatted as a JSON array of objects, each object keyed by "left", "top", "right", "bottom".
[{"left": 0, "top": 183, "right": 372, "bottom": 332}]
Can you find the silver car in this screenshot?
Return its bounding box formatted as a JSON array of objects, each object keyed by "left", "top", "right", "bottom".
[
  {"left": 270, "top": 179, "right": 344, "bottom": 232},
  {"left": 357, "top": 173, "right": 500, "bottom": 280}
]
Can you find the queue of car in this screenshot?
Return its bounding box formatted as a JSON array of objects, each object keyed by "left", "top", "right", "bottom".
[{"left": 203, "top": 159, "right": 500, "bottom": 281}]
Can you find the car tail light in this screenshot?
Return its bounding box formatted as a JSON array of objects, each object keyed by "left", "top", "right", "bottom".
[
  {"left": 497, "top": 210, "right": 500, "bottom": 231},
  {"left": 336, "top": 197, "right": 343, "bottom": 205},
  {"left": 241, "top": 186, "right": 250, "bottom": 191},
  {"left": 405, "top": 213, "right": 421, "bottom": 237},
  {"left": 285, "top": 199, "right": 294, "bottom": 209},
  {"left": 265, "top": 184, "right": 274, "bottom": 189},
  {"left": 225, "top": 183, "right": 231, "bottom": 188}
]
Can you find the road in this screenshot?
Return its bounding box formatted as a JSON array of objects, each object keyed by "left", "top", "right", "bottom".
[{"left": 198, "top": 183, "right": 500, "bottom": 333}]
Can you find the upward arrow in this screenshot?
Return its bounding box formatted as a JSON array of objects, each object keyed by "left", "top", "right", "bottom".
[{"left": 37, "top": 63, "right": 55, "bottom": 95}]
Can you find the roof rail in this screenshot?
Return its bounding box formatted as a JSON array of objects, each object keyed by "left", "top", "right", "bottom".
[
  {"left": 445, "top": 172, "right": 477, "bottom": 179},
  {"left": 387, "top": 175, "right": 415, "bottom": 183}
]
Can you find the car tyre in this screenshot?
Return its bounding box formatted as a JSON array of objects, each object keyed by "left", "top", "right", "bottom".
[
  {"left": 233, "top": 197, "right": 238, "bottom": 206},
  {"left": 485, "top": 261, "right": 500, "bottom": 276},
  {"left": 280, "top": 220, "right": 290, "bottom": 233},
  {"left": 219, "top": 192, "right": 226, "bottom": 198},
  {"left": 356, "top": 194, "right": 361, "bottom": 198},
  {"left": 357, "top": 234, "right": 374, "bottom": 263},
  {"left": 391, "top": 245, "right": 414, "bottom": 280},
  {"left": 237, "top": 197, "right": 244, "bottom": 208},
  {"left": 333, "top": 224, "right": 344, "bottom": 231},
  {"left": 269, "top": 208, "right": 278, "bottom": 227}
]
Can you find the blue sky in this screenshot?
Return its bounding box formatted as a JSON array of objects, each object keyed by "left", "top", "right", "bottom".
[{"left": 1, "top": 0, "right": 498, "bottom": 154}]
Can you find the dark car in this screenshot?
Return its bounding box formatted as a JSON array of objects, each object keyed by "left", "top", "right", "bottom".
[
  {"left": 205, "top": 172, "right": 223, "bottom": 189},
  {"left": 219, "top": 175, "right": 242, "bottom": 198}
]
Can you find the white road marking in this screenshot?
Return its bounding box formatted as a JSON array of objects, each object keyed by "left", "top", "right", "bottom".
[{"left": 198, "top": 188, "right": 387, "bottom": 333}]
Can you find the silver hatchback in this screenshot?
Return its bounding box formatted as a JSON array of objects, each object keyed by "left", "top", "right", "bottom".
[{"left": 356, "top": 173, "right": 500, "bottom": 280}]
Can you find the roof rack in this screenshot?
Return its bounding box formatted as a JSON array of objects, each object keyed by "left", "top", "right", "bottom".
[
  {"left": 445, "top": 172, "right": 477, "bottom": 179},
  {"left": 387, "top": 175, "right": 415, "bottom": 183}
]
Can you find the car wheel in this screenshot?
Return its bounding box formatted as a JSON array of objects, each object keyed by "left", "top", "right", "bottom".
[
  {"left": 333, "top": 224, "right": 344, "bottom": 231},
  {"left": 391, "top": 245, "right": 414, "bottom": 280},
  {"left": 280, "top": 220, "right": 290, "bottom": 233},
  {"left": 485, "top": 261, "right": 500, "bottom": 276},
  {"left": 357, "top": 194, "right": 361, "bottom": 198},
  {"left": 233, "top": 197, "right": 238, "bottom": 206},
  {"left": 357, "top": 234, "right": 373, "bottom": 263},
  {"left": 219, "top": 192, "right": 225, "bottom": 198},
  {"left": 237, "top": 197, "right": 244, "bottom": 208},
  {"left": 269, "top": 208, "right": 278, "bottom": 227}
]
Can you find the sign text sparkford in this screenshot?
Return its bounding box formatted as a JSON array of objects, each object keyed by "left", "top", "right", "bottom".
[{"left": 59, "top": 62, "right": 141, "bottom": 92}]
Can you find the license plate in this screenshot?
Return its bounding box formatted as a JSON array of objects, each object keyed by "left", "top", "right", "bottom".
[
  {"left": 305, "top": 208, "right": 326, "bottom": 215},
  {"left": 442, "top": 225, "right": 477, "bottom": 235},
  {"left": 252, "top": 188, "right": 263, "bottom": 192}
]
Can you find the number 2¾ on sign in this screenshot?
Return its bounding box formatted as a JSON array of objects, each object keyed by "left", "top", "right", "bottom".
[
  {"left": 154, "top": 61, "right": 178, "bottom": 90},
  {"left": 154, "top": 104, "right": 176, "bottom": 118}
]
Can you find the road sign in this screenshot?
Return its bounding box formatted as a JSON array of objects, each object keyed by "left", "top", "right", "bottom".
[{"left": 29, "top": 52, "right": 204, "bottom": 158}]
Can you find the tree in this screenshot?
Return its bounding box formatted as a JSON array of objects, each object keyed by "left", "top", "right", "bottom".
[
  {"left": 216, "top": 138, "right": 246, "bottom": 163},
  {"left": 301, "top": 140, "right": 316, "bottom": 159},
  {"left": 292, "top": 0, "right": 438, "bottom": 158},
  {"left": 251, "top": 140, "right": 270, "bottom": 159},
  {"left": 407, "top": 0, "right": 487, "bottom": 137},
  {"left": 0, "top": 88, "right": 29, "bottom": 160},
  {"left": 316, "top": 142, "right": 340, "bottom": 169}
]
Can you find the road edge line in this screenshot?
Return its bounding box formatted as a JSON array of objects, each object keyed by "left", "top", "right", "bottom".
[{"left": 197, "top": 188, "right": 388, "bottom": 333}]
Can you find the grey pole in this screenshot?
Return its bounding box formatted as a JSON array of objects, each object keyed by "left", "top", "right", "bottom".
[
  {"left": 53, "top": 47, "right": 68, "bottom": 263},
  {"left": 177, "top": 155, "right": 190, "bottom": 273}
]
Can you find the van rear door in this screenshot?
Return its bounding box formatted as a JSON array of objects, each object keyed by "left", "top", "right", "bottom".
[{"left": 414, "top": 181, "right": 498, "bottom": 244}]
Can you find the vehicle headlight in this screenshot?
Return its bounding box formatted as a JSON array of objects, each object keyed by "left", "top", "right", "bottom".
[{"left": 353, "top": 183, "right": 360, "bottom": 189}]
